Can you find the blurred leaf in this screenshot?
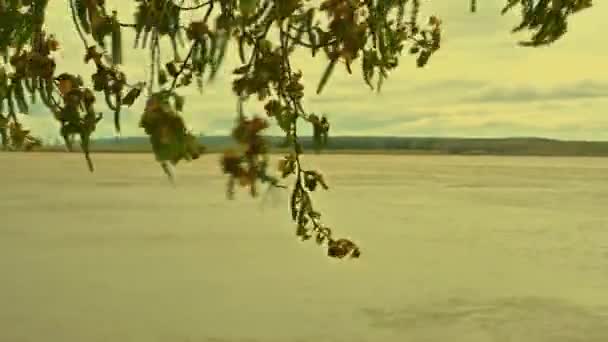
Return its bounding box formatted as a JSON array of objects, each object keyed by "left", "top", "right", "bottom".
[
  {"left": 122, "top": 87, "right": 142, "bottom": 107},
  {"left": 316, "top": 58, "right": 336, "bottom": 94}
]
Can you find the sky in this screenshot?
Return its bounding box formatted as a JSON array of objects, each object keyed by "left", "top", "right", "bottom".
[{"left": 21, "top": 0, "right": 608, "bottom": 141}]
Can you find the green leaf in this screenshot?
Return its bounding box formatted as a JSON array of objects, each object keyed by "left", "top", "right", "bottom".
[
  {"left": 174, "top": 94, "right": 185, "bottom": 112},
  {"left": 196, "top": 75, "right": 204, "bottom": 93},
  {"left": 122, "top": 87, "right": 141, "bottom": 107},
  {"left": 238, "top": 34, "right": 247, "bottom": 64},
  {"left": 376, "top": 68, "right": 385, "bottom": 93},
  {"left": 210, "top": 32, "right": 229, "bottom": 81},
  {"left": 316, "top": 58, "right": 337, "bottom": 94},
  {"left": 362, "top": 50, "right": 375, "bottom": 90},
  {"left": 114, "top": 107, "right": 121, "bottom": 134},
  {"left": 158, "top": 69, "right": 168, "bottom": 85},
  {"left": 290, "top": 187, "right": 301, "bottom": 221},
  {"left": 112, "top": 20, "right": 123, "bottom": 65},
  {"left": 416, "top": 50, "right": 430, "bottom": 67},
  {"left": 13, "top": 80, "right": 28, "bottom": 114}
]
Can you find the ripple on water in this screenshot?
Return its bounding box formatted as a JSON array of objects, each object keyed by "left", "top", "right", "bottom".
[{"left": 361, "top": 296, "right": 608, "bottom": 341}]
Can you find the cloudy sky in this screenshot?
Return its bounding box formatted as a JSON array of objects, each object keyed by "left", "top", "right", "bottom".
[{"left": 23, "top": 0, "right": 608, "bottom": 141}]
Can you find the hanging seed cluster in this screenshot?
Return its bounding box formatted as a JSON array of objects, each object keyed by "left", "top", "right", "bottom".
[
  {"left": 54, "top": 72, "right": 103, "bottom": 171},
  {"left": 222, "top": 114, "right": 285, "bottom": 198},
  {"left": 72, "top": 0, "right": 123, "bottom": 63},
  {"left": 85, "top": 46, "right": 143, "bottom": 134},
  {"left": 140, "top": 90, "right": 202, "bottom": 165},
  {"left": 0, "top": 119, "right": 42, "bottom": 151},
  {"left": 0, "top": 0, "right": 593, "bottom": 259}
]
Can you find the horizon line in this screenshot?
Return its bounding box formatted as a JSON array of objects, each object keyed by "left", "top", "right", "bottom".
[{"left": 85, "top": 135, "right": 608, "bottom": 143}]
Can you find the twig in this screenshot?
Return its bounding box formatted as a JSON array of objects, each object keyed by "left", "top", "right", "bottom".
[
  {"left": 169, "top": 41, "right": 197, "bottom": 91},
  {"left": 69, "top": 0, "right": 88, "bottom": 49}
]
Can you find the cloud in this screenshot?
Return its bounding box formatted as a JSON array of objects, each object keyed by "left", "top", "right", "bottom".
[
  {"left": 463, "top": 80, "right": 608, "bottom": 103},
  {"left": 329, "top": 111, "right": 440, "bottom": 132},
  {"left": 308, "top": 79, "right": 488, "bottom": 105}
]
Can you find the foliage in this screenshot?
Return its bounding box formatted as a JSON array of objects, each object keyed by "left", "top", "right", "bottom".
[
  {"left": 0, "top": 117, "right": 42, "bottom": 151},
  {"left": 0, "top": 0, "right": 593, "bottom": 258}
]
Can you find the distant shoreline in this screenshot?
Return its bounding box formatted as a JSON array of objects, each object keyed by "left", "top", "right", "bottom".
[
  {"left": 21, "top": 148, "right": 442, "bottom": 155},
  {"left": 13, "top": 147, "right": 608, "bottom": 157},
  {"left": 15, "top": 135, "right": 608, "bottom": 157}
]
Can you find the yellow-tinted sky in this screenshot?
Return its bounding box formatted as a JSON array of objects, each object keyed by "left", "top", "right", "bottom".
[{"left": 24, "top": 0, "right": 608, "bottom": 140}]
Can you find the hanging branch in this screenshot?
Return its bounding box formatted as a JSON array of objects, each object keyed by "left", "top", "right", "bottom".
[{"left": 69, "top": 0, "right": 89, "bottom": 49}]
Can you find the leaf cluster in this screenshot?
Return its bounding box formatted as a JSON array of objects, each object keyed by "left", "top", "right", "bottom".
[{"left": 504, "top": 0, "right": 593, "bottom": 46}]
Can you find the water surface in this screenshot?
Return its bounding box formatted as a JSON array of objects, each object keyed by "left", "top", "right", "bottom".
[{"left": 1, "top": 153, "right": 608, "bottom": 341}]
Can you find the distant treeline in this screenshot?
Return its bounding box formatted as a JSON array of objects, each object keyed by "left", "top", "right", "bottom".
[{"left": 39, "top": 135, "right": 608, "bottom": 156}]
